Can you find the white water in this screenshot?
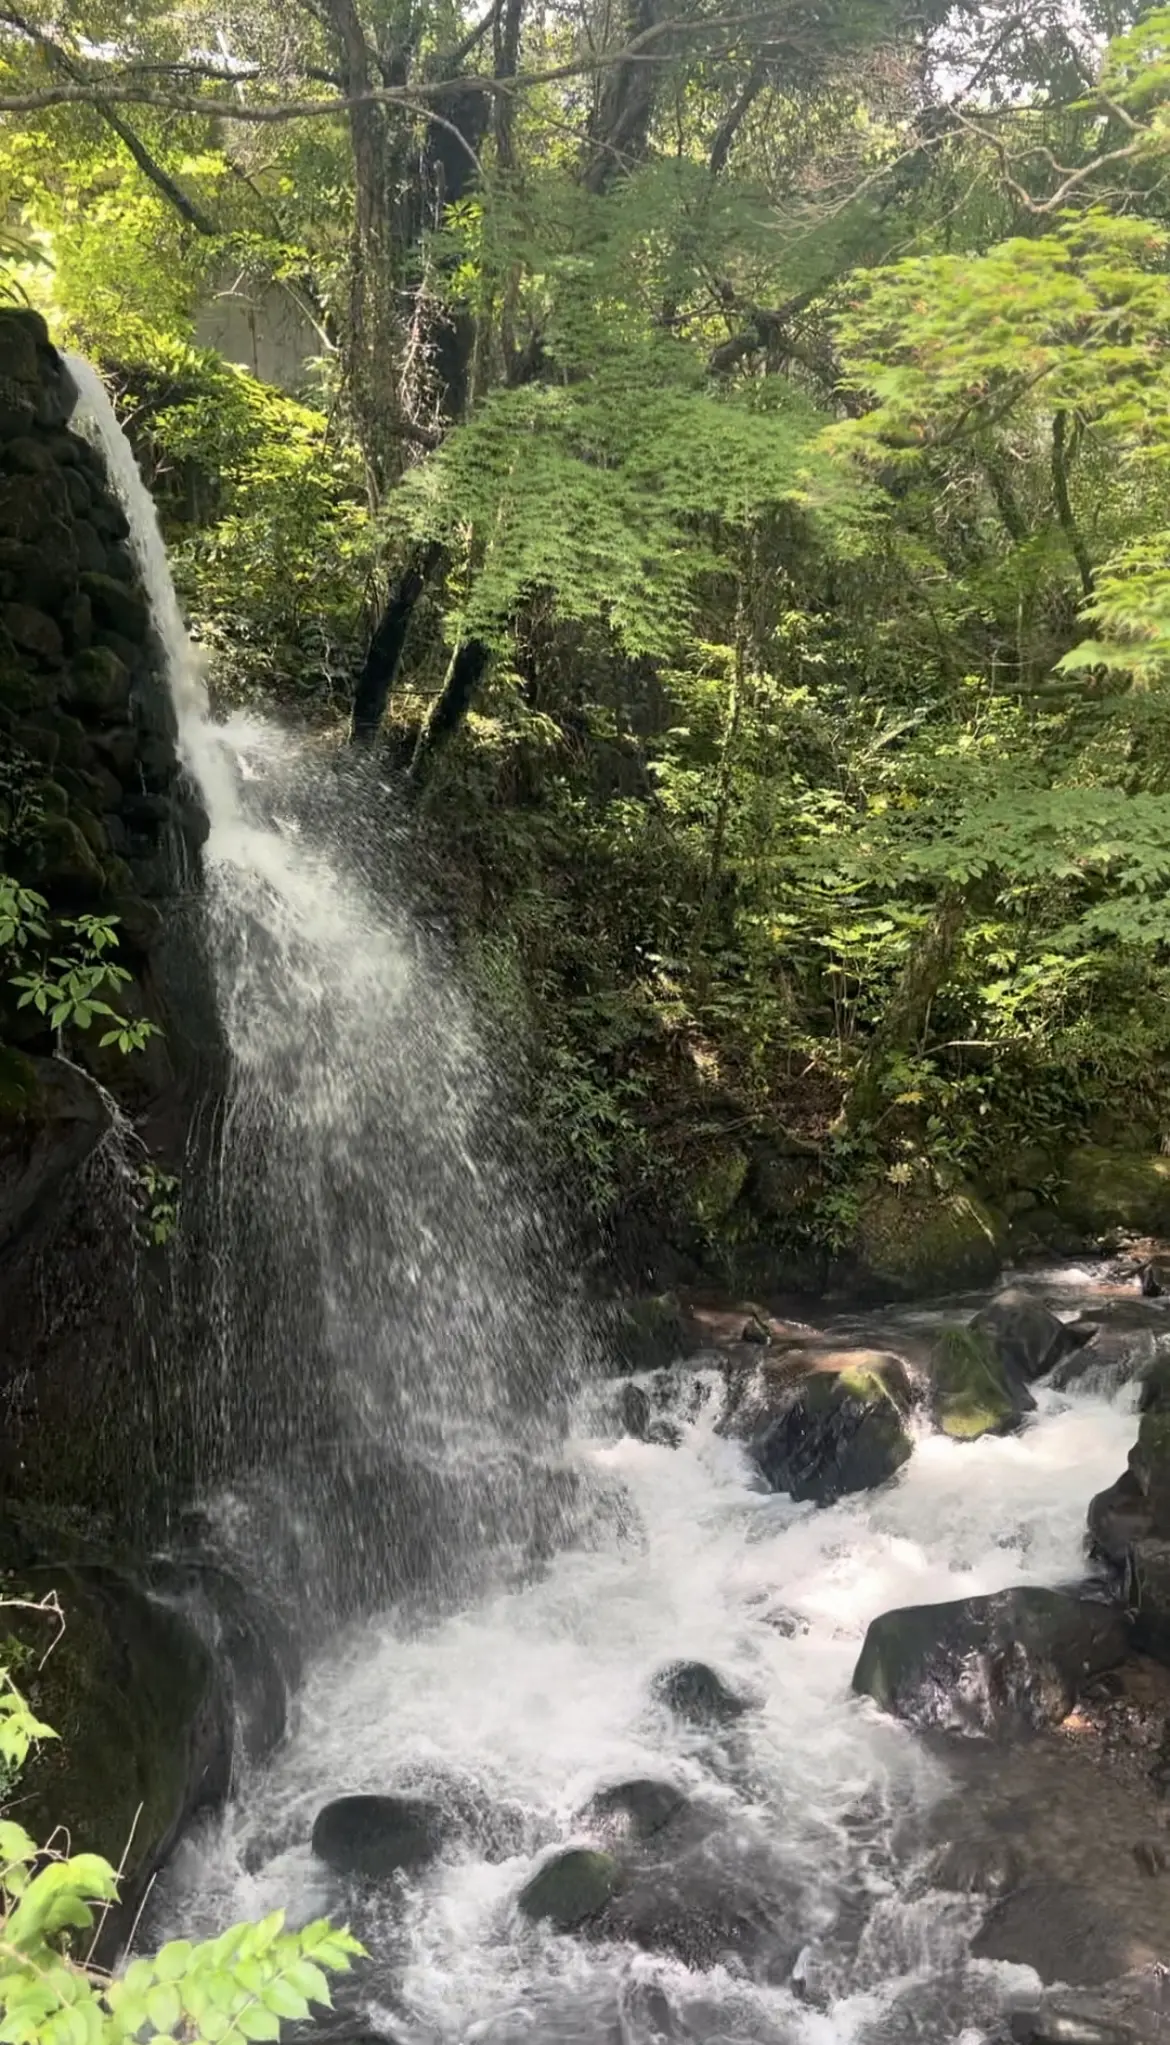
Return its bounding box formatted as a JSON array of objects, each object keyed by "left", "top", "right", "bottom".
[
  {"left": 160, "top": 1378, "right": 1137, "bottom": 2044},
  {"left": 65, "top": 359, "right": 1157, "bottom": 2045}
]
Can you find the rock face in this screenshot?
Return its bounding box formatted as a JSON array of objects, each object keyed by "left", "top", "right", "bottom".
[
  {"left": 849, "top": 1184, "right": 1005, "bottom": 1299},
  {"left": 853, "top": 1588, "right": 1130, "bottom": 1734},
  {"left": 0, "top": 307, "right": 210, "bottom": 1527},
  {"left": 721, "top": 1341, "right": 914, "bottom": 1503},
  {"left": 6, "top": 1560, "right": 229, "bottom": 1956},
  {"left": 1089, "top": 1359, "right": 1170, "bottom": 1659},
  {"left": 312, "top": 1795, "right": 448, "bottom": 1881}
]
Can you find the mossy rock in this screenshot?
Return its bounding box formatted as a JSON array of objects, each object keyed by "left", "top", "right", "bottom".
[
  {"left": 1053, "top": 1147, "right": 1170, "bottom": 1243},
  {"left": 518, "top": 1847, "right": 623, "bottom": 1931},
  {"left": 4, "top": 1564, "right": 229, "bottom": 1911},
  {"left": 688, "top": 1145, "right": 749, "bottom": 1228},
  {"left": 852, "top": 1185, "right": 1005, "bottom": 1300},
  {"left": 930, "top": 1325, "right": 1034, "bottom": 1440},
  {"left": 724, "top": 1344, "right": 915, "bottom": 1501}
]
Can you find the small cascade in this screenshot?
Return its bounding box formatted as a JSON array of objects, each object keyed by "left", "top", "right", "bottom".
[{"left": 68, "top": 357, "right": 595, "bottom": 1624}]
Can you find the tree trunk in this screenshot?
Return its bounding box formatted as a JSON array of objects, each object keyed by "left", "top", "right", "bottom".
[
  {"left": 349, "top": 541, "right": 444, "bottom": 743},
  {"left": 407, "top": 640, "right": 491, "bottom": 787}
]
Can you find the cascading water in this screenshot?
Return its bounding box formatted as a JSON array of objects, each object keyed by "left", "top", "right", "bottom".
[
  {"left": 67, "top": 362, "right": 1166, "bottom": 2045},
  {"left": 69, "top": 357, "right": 595, "bottom": 1621}
]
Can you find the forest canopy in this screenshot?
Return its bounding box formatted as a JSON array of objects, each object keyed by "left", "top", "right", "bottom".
[{"left": 4, "top": 0, "right": 1170, "bottom": 1279}]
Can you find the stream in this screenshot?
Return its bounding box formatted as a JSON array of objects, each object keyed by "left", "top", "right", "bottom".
[{"left": 68, "top": 363, "right": 1170, "bottom": 2045}]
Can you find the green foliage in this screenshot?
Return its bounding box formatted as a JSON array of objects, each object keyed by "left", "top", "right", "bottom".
[
  {"left": 0, "top": 1670, "right": 362, "bottom": 2045},
  {"left": 0, "top": 884, "right": 159, "bottom": 1053}
]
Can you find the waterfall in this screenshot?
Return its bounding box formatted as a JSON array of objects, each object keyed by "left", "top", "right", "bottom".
[
  {"left": 66, "top": 361, "right": 1154, "bottom": 2045},
  {"left": 68, "top": 358, "right": 593, "bottom": 1623}
]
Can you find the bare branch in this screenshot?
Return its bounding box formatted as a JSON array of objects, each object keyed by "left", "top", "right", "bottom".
[{"left": 0, "top": 9, "right": 789, "bottom": 122}]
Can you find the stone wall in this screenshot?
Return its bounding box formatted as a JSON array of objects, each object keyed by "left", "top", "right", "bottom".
[{"left": 0, "top": 306, "right": 208, "bottom": 1530}]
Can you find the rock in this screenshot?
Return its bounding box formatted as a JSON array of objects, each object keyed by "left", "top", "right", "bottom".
[
  {"left": 72, "top": 518, "right": 109, "bottom": 575},
  {"left": 1089, "top": 1469, "right": 1151, "bottom": 1568},
  {"left": 619, "top": 1380, "right": 651, "bottom": 1439},
  {"left": 64, "top": 645, "right": 132, "bottom": 718},
  {"left": 723, "top": 1343, "right": 914, "bottom": 1502},
  {"left": 581, "top": 1778, "right": 687, "bottom": 1844},
  {"left": 31, "top": 814, "right": 104, "bottom": 897},
  {"left": 971, "top": 1287, "right": 1083, "bottom": 1383},
  {"left": 3, "top": 602, "right": 63, "bottom": 665},
  {"left": 7, "top": 1560, "right": 229, "bottom": 1953},
  {"left": 1, "top": 435, "right": 55, "bottom": 475},
  {"left": 79, "top": 570, "right": 148, "bottom": 643},
  {"left": 0, "top": 473, "right": 65, "bottom": 541},
  {"left": 517, "top": 1847, "right": 622, "bottom": 1930},
  {"left": 976, "top": 1881, "right": 1152, "bottom": 1989},
  {"left": 1056, "top": 1149, "right": 1170, "bottom": 1244},
  {"left": 1141, "top": 1260, "right": 1170, "bottom": 1298},
  {"left": 929, "top": 1324, "right": 1035, "bottom": 1439},
  {"left": 0, "top": 1055, "right": 110, "bottom": 1256},
  {"left": 650, "top": 1660, "right": 750, "bottom": 1726},
  {"left": 851, "top": 1184, "right": 1005, "bottom": 1299},
  {"left": 311, "top": 1794, "right": 447, "bottom": 1881},
  {"left": 742, "top": 1316, "right": 769, "bottom": 1345},
  {"left": 600, "top": 1818, "right": 800, "bottom": 1975},
  {"left": 1133, "top": 1837, "right": 1167, "bottom": 1875},
  {"left": 1011, "top": 2007, "right": 1139, "bottom": 2045},
  {"left": 147, "top": 1558, "right": 299, "bottom": 1770},
  {"left": 91, "top": 724, "right": 140, "bottom": 780},
  {"left": 853, "top": 1587, "right": 1129, "bottom": 1734},
  {"left": 0, "top": 381, "right": 35, "bottom": 439},
  {"left": 928, "top": 1834, "right": 1023, "bottom": 1895}
]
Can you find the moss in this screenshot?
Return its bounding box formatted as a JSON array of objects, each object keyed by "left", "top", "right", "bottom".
[
  {"left": 853, "top": 1185, "right": 1005, "bottom": 1300},
  {"left": 689, "top": 1144, "right": 749, "bottom": 1227},
  {"left": 3, "top": 1564, "right": 223, "bottom": 1885},
  {"left": 518, "top": 1848, "right": 622, "bottom": 1930},
  {"left": 931, "top": 1326, "right": 1020, "bottom": 1440},
  {"left": 1054, "top": 1147, "right": 1170, "bottom": 1242}
]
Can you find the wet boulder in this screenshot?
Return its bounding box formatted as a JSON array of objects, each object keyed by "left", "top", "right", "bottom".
[
  {"left": 311, "top": 1794, "right": 447, "bottom": 1881},
  {"left": 518, "top": 1847, "right": 623, "bottom": 1931},
  {"left": 650, "top": 1660, "right": 749, "bottom": 1727},
  {"left": 1140, "top": 1259, "right": 1170, "bottom": 1299},
  {"left": 601, "top": 1816, "right": 802, "bottom": 1977},
  {"left": 6, "top": 1560, "right": 230, "bottom": 1957},
  {"left": 928, "top": 1325, "right": 1035, "bottom": 1440},
  {"left": 853, "top": 1587, "right": 1129, "bottom": 1734},
  {"left": 970, "top": 1287, "right": 1085, "bottom": 1384},
  {"left": 581, "top": 1778, "right": 687, "bottom": 1845},
  {"left": 722, "top": 1342, "right": 914, "bottom": 1504}
]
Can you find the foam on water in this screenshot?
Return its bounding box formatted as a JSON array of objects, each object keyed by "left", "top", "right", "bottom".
[{"left": 157, "top": 1380, "right": 1137, "bottom": 2043}]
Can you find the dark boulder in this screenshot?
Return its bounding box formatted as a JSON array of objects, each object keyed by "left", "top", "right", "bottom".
[
  {"left": 651, "top": 1660, "right": 750, "bottom": 1727},
  {"left": 970, "top": 1287, "right": 1085, "bottom": 1383},
  {"left": 600, "top": 1819, "right": 801, "bottom": 1977},
  {"left": 1088, "top": 1468, "right": 1150, "bottom": 1569},
  {"left": 517, "top": 1847, "right": 622, "bottom": 1931},
  {"left": 722, "top": 1342, "right": 914, "bottom": 1503},
  {"left": 580, "top": 1778, "right": 687, "bottom": 1844},
  {"left": 311, "top": 1794, "right": 448, "bottom": 1881},
  {"left": 1140, "top": 1259, "right": 1170, "bottom": 1299},
  {"left": 7, "top": 1560, "right": 229, "bottom": 1957},
  {"left": 929, "top": 1325, "right": 1034, "bottom": 1440},
  {"left": 853, "top": 1587, "right": 1129, "bottom": 1734}
]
